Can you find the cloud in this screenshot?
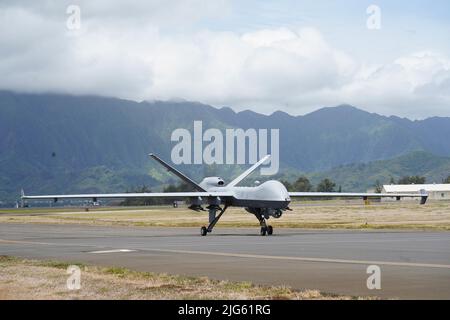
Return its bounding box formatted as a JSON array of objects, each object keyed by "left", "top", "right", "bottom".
[
  {"left": 335, "top": 51, "right": 450, "bottom": 117},
  {"left": 0, "top": 1, "right": 449, "bottom": 119}
]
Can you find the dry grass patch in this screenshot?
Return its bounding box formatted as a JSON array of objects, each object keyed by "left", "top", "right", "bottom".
[
  {"left": 1, "top": 201, "right": 449, "bottom": 230},
  {"left": 0, "top": 256, "right": 369, "bottom": 300}
]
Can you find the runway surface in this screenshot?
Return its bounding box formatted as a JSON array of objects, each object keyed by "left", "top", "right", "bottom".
[{"left": 1, "top": 223, "right": 449, "bottom": 299}]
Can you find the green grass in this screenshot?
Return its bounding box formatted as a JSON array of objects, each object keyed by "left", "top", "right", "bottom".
[{"left": 38, "top": 260, "right": 86, "bottom": 269}]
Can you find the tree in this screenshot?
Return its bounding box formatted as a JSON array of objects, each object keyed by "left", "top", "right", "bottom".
[
  {"left": 317, "top": 178, "right": 336, "bottom": 192},
  {"left": 293, "top": 176, "right": 313, "bottom": 192},
  {"left": 120, "top": 183, "right": 193, "bottom": 206},
  {"left": 443, "top": 175, "right": 450, "bottom": 184},
  {"left": 397, "top": 176, "right": 426, "bottom": 185},
  {"left": 280, "top": 180, "right": 293, "bottom": 191},
  {"left": 374, "top": 180, "right": 383, "bottom": 193},
  {"left": 163, "top": 182, "right": 192, "bottom": 192},
  {"left": 120, "top": 185, "right": 159, "bottom": 206}
]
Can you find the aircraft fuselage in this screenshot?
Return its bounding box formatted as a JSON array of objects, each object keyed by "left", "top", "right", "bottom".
[{"left": 207, "top": 180, "right": 291, "bottom": 209}]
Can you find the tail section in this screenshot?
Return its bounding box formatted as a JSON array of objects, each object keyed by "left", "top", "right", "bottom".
[{"left": 226, "top": 155, "right": 271, "bottom": 188}]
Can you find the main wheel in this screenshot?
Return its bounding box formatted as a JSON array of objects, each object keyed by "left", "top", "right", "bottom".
[
  {"left": 200, "top": 226, "right": 208, "bottom": 236},
  {"left": 267, "top": 225, "right": 273, "bottom": 235},
  {"left": 260, "top": 227, "right": 267, "bottom": 236}
]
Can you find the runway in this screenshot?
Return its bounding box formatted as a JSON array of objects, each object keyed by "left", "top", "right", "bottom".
[{"left": 1, "top": 223, "right": 449, "bottom": 299}]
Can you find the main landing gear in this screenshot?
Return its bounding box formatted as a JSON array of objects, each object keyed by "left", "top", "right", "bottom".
[
  {"left": 200, "top": 205, "right": 228, "bottom": 236},
  {"left": 199, "top": 206, "right": 274, "bottom": 237}
]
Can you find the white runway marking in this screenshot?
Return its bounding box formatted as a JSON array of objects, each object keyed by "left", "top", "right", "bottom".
[
  {"left": 2, "top": 238, "right": 449, "bottom": 269},
  {"left": 89, "top": 249, "right": 136, "bottom": 254},
  {"left": 145, "top": 248, "right": 450, "bottom": 269}
]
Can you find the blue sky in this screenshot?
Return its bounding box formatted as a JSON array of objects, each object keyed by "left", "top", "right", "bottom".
[{"left": 199, "top": 0, "right": 450, "bottom": 62}]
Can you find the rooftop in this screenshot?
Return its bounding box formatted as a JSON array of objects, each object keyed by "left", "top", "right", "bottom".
[{"left": 383, "top": 184, "right": 450, "bottom": 192}]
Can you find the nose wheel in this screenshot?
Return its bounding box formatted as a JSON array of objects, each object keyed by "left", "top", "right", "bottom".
[
  {"left": 255, "top": 212, "right": 273, "bottom": 236},
  {"left": 260, "top": 225, "right": 274, "bottom": 236},
  {"left": 260, "top": 227, "right": 266, "bottom": 236}
]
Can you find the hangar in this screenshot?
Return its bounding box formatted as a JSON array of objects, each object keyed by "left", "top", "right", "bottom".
[{"left": 383, "top": 184, "right": 450, "bottom": 200}]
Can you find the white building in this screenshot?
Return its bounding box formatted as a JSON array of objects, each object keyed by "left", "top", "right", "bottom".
[{"left": 383, "top": 184, "right": 450, "bottom": 200}]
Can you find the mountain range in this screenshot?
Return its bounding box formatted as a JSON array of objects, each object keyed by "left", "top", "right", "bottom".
[
  {"left": 1, "top": 90, "right": 450, "bottom": 205},
  {"left": 306, "top": 151, "right": 450, "bottom": 192}
]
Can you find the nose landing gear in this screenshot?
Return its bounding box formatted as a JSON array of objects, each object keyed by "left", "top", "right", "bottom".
[
  {"left": 256, "top": 214, "right": 274, "bottom": 236},
  {"left": 260, "top": 225, "right": 274, "bottom": 236}
]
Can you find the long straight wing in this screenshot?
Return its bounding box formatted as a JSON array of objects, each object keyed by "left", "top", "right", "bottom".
[
  {"left": 22, "top": 191, "right": 233, "bottom": 201},
  {"left": 149, "top": 153, "right": 207, "bottom": 192},
  {"left": 289, "top": 191, "right": 428, "bottom": 204},
  {"left": 226, "top": 155, "right": 271, "bottom": 188}
]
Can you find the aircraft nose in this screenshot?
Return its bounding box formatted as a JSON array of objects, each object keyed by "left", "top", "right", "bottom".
[
  {"left": 282, "top": 186, "right": 290, "bottom": 201},
  {"left": 263, "top": 180, "right": 290, "bottom": 201}
]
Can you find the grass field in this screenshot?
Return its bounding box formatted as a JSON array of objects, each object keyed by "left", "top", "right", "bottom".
[
  {"left": 1, "top": 200, "right": 449, "bottom": 230},
  {"left": 0, "top": 256, "right": 366, "bottom": 300}
]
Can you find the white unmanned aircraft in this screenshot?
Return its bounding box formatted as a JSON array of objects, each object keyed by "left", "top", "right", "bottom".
[{"left": 22, "top": 154, "right": 428, "bottom": 236}]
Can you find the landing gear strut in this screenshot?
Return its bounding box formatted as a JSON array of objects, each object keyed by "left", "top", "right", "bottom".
[
  {"left": 200, "top": 205, "right": 228, "bottom": 236},
  {"left": 255, "top": 213, "right": 274, "bottom": 236}
]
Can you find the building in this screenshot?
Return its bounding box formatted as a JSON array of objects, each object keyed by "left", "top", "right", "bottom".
[{"left": 383, "top": 184, "right": 450, "bottom": 200}]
